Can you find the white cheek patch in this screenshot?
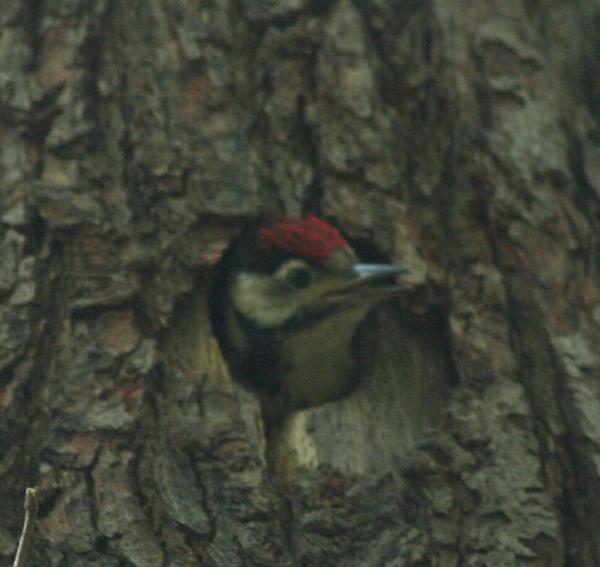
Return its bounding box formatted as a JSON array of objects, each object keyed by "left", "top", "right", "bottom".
[
  {"left": 232, "top": 273, "right": 298, "bottom": 327},
  {"left": 274, "top": 259, "right": 310, "bottom": 280}
]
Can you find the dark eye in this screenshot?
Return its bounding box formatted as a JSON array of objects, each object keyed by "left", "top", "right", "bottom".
[{"left": 286, "top": 267, "right": 313, "bottom": 289}]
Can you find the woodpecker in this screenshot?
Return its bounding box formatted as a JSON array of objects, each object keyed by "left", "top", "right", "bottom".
[{"left": 210, "top": 214, "right": 407, "bottom": 423}]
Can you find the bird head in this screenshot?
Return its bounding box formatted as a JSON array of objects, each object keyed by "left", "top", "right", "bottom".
[{"left": 213, "top": 214, "right": 407, "bottom": 335}]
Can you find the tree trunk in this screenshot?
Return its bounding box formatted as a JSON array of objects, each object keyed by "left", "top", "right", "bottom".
[{"left": 1, "top": 0, "right": 599, "bottom": 565}]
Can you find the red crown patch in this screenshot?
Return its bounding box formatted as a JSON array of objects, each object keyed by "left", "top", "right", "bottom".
[{"left": 257, "top": 214, "right": 349, "bottom": 262}]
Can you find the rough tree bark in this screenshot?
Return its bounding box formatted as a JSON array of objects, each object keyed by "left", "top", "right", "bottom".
[{"left": 1, "top": 0, "right": 599, "bottom": 565}]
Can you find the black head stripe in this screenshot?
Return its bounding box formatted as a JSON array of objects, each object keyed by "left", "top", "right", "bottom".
[{"left": 234, "top": 302, "right": 344, "bottom": 337}]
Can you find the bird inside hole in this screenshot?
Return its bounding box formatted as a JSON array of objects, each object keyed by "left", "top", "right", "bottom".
[{"left": 209, "top": 214, "right": 408, "bottom": 426}]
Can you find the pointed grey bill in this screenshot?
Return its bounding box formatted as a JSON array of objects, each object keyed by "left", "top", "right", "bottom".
[
  {"left": 352, "top": 263, "right": 409, "bottom": 279},
  {"left": 316, "top": 263, "right": 408, "bottom": 312}
]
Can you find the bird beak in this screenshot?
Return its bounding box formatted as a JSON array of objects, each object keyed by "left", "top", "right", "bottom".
[
  {"left": 318, "top": 263, "right": 409, "bottom": 309},
  {"left": 352, "top": 263, "right": 409, "bottom": 280}
]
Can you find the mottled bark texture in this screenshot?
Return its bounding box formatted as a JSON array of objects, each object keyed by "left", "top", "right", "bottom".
[{"left": 1, "top": 0, "right": 599, "bottom": 565}]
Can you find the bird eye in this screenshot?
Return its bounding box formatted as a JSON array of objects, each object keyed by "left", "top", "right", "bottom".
[{"left": 286, "top": 267, "right": 314, "bottom": 289}]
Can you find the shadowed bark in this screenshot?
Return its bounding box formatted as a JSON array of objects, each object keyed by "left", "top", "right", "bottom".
[{"left": 1, "top": 0, "right": 599, "bottom": 565}]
